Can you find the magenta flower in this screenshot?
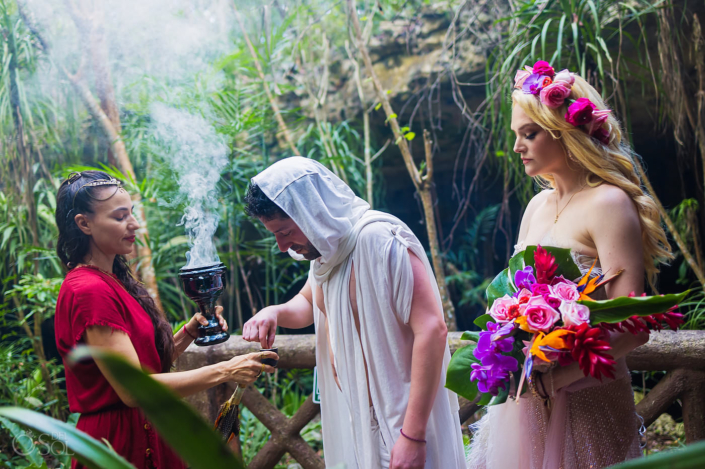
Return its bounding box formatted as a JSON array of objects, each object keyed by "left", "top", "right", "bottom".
[
  {"left": 539, "top": 82, "right": 572, "bottom": 108},
  {"left": 565, "top": 98, "right": 597, "bottom": 126},
  {"left": 532, "top": 60, "right": 555, "bottom": 77}
]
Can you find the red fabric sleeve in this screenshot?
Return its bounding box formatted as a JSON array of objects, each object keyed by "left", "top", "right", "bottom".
[{"left": 69, "top": 281, "right": 130, "bottom": 344}]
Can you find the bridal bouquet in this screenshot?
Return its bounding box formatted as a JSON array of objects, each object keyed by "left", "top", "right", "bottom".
[{"left": 446, "top": 245, "right": 689, "bottom": 405}]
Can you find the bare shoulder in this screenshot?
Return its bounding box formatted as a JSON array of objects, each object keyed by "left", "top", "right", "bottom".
[
  {"left": 524, "top": 189, "right": 552, "bottom": 217},
  {"left": 587, "top": 184, "right": 637, "bottom": 216}
]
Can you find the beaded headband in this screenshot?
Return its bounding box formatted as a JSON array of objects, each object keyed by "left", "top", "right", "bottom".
[
  {"left": 514, "top": 60, "right": 612, "bottom": 145},
  {"left": 66, "top": 172, "right": 123, "bottom": 208}
]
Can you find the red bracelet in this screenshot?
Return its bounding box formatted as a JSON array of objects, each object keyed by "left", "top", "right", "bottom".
[
  {"left": 400, "top": 428, "right": 426, "bottom": 444},
  {"left": 182, "top": 326, "right": 198, "bottom": 341}
]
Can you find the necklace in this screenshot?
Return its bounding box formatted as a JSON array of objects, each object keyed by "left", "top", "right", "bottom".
[{"left": 554, "top": 184, "right": 586, "bottom": 224}]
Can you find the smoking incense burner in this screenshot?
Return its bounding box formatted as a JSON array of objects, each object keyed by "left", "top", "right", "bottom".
[{"left": 179, "top": 262, "right": 229, "bottom": 346}]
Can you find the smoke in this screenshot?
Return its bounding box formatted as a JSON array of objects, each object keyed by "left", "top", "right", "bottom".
[
  {"left": 150, "top": 104, "right": 229, "bottom": 269},
  {"left": 22, "top": 0, "right": 239, "bottom": 268}
]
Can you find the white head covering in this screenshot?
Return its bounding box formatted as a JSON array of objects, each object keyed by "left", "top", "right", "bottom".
[{"left": 252, "top": 157, "right": 370, "bottom": 279}]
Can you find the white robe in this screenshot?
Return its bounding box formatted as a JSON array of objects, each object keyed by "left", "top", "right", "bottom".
[{"left": 252, "top": 157, "right": 466, "bottom": 468}]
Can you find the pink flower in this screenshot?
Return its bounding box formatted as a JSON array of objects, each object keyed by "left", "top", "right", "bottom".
[
  {"left": 560, "top": 300, "right": 591, "bottom": 327},
  {"left": 588, "top": 109, "right": 611, "bottom": 135},
  {"left": 544, "top": 295, "right": 562, "bottom": 309},
  {"left": 565, "top": 98, "right": 597, "bottom": 126},
  {"left": 516, "top": 288, "right": 532, "bottom": 304},
  {"left": 489, "top": 295, "right": 519, "bottom": 323},
  {"left": 592, "top": 127, "right": 610, "bottom": 145},
  {"left": 530, "top": 283, "right": 551, "bottom": 297},
  {"left": 532, "top": 60, "right": 555, "bottom": 77},
  {"left": 523, "top": 296, "right": 560, "bottom": 332},
  {"left": 514, "top": 70, "right": 531, "bottom": 89},
  {"left": 551, "top": 282, "right": 581, "bottom": 302},
  {"left": 539, "top": 82, "right": 572, "bottom": 108},
  {"left": 553, "top": 69, "right": 575, "bottom": 86}
]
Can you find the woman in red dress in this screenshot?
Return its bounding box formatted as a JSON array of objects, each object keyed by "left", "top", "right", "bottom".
[{"left": 54, "top": 171, "right": 277, "bottom": 469}]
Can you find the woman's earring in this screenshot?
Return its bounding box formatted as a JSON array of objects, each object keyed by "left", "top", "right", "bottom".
[{"left": 567, "top": 151, "right": 577, "bottom": 161}]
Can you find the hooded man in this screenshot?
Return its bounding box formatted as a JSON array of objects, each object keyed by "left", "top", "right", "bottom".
[{"left": 242, "top": 157, "right": 466, "bottom": 469}]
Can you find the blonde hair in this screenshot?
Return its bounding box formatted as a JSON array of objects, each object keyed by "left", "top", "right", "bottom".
[{"left": 512, "top": 75, "right": 672, "bottom": 287}]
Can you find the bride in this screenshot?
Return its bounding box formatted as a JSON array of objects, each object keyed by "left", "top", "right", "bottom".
[{"left": 468, "top": 61, "right": 673, "bottom": 468}]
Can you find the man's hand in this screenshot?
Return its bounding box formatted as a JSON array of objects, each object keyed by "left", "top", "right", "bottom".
[
  {"left": 389, "top": 434, "right": 426, "bottom": 469},
  {"left": 242, "top": 306, "right": 278, "bottom": 348}
]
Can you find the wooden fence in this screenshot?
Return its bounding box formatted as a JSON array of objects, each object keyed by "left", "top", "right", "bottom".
[{"left": 175, "top": 331, "right": 705, "bottom": 468}]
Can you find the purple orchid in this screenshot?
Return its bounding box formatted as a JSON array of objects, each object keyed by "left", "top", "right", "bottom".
[
  {"left": 471, "top": 322, "right": 519, "bottom": 395},
  {"left": 514, "top": 266, "right": 536, "bottom": 291},
  {"left": 522, "top": 74, "right": 550, "bottom": 95}
]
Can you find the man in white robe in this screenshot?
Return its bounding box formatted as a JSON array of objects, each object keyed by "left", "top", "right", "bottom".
[{"left": 242, "top": 157, "right": 466, "bottom": 469}]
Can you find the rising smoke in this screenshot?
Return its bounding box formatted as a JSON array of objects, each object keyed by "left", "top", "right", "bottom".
[
  {"left": 22, "top": 0, "right": 237, "bottom": 268},
  {"left": 150, "top": 104, "right": 229, "bottom": 269}
]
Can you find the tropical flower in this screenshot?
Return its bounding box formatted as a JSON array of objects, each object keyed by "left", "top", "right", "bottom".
[
  {"left": 530, "top": 329, "right": 574, "bottom": 362},
  {"left": 514, "top": 266, "right": 536, "bottom": 291},
  {"left": 565, "top": 323, "right": 616, "bottom": 381},
  {"left": 522, "top": 74, "right": 550, "bottom": 95},
  {"left": 534, "top": 245, "right": 558, "bottom": 284}
]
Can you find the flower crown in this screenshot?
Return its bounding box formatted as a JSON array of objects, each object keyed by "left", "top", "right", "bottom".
[{"left": 514, "top": 60, "right": 612, "bottom": 145}]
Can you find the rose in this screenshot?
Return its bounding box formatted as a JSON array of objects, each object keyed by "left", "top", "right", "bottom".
[
  {"left": 553, "top": 69, "right": 575, "bottom": 86},
  {"left": 592, "top": 127, "right": 610, "bottom": 145},
  {"left": 539, "top": 82, "right": 572, "bottom": 108},
  {"left": 551, "top": 282, "right": 580, "bottom": 302},
  {"left": 544, "top": 295, "right": 562, "bottom": 310},
  {"left": 514, "top": 70, "right": 531, "bottom": 89},
  {"left": 565, "top": 98, "right": 597, "bottom": 126},
  {"left": 516, "top": 288, "right": 532, "bottom": 304},
  {"left": 530, "top": 283, "right": 551, "bottom": 297},
  {"left": 532, "top": 60, "right": 555, "bottom": 77},
  {"left": 489, "top": 295, "right": 519, "bottom": 323},
  {"left": 560, "top": 300, "right": 591, "bottom": 327},
  {"left": 522, "top": 296, "right": 560, "bottom": 332},
  {"left": 522, "top": 74, "right": 549, "bottom": 95}
]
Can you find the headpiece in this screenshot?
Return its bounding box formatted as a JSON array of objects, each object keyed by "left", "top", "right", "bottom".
[
  {"left": 514, "top": 60, "right": 612, "bottom": 145},
  {"left": 65, "top": 172, "right": 123, "bottom": 208}
]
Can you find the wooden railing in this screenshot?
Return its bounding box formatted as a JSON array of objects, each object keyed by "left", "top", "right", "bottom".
[{"left": 175, "top": 330, "right": 705, "bottom": 468}]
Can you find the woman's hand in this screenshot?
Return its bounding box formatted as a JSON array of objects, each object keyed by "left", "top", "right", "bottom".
[
  {"left": 220, "top": 351, "right": 279, "bottom": 386},
  {"left": 185, "top": 305, "right": 228, "bottom": 338}
]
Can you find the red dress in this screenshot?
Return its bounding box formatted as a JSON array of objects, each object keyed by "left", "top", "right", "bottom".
[{"left": 55, "top": 266, "right": 187, "bottom": 469}]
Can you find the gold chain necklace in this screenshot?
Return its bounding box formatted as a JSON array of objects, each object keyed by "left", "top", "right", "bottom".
[{"left": 554, "top": 184, "right": 586, "bottom": 224}]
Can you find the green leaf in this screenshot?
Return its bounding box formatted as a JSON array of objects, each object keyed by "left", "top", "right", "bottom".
[
  {"left": 582, "top": 291, "right": 691, "bottom": 324},
  {"left": 473, "top": 313, "right": 495, "bottom": 330},
  {"left": 609, "top": 440, "right": 705, "bottom": 468},
  {"left": 445, "top": 344, "right": 479, "bottom": 401},
  {"left": 68, "top": 347, "right": 244, "bottom": 469},
  {"left": 386, "top": 113, "right": 398, "bottom": 122},
  {"left": 404, "top": 132, "right": 415, "bottom": 141},
  {"left": 460, "top": 331, "right": 480, "bottom": 342},
  {"left": 0, "top": 407, "right": 135, "bottom": 469},
  {"left": 486, "top": 268, "right": 515, "bottom": 308},
  {"left": 518, "top": 246, "right": 582, "bottom": 282},
  {"left": 374, "top": 102, "right": 382, "bottom": 111},
  {"left": 476, "top": 392, "right": 492, "bottom": 406},
  {"left": 401, "top": 126, "right": 410, "bottom": 133},
  {"left": 0, "top": 416, "right": 45, "bottom": 467}
]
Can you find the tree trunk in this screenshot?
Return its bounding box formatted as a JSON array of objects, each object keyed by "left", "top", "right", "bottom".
[{"left": 346, "top": 0, "right": 457, "bottom": 329}]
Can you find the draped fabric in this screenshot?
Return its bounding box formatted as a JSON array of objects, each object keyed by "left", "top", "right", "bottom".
[{"left": 253, "top": 157, "right": 466, "bottom": 468}]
